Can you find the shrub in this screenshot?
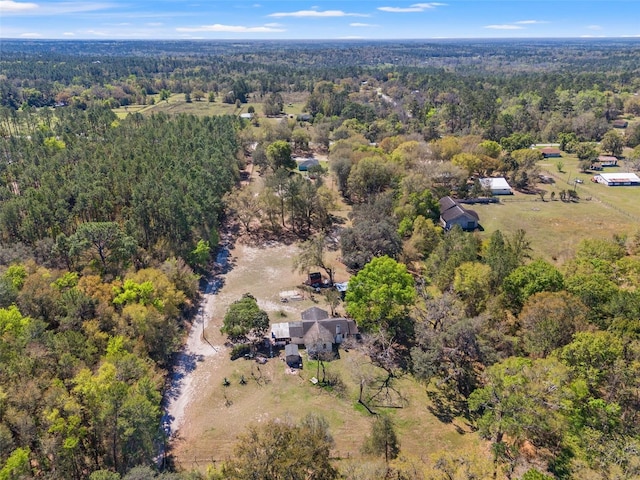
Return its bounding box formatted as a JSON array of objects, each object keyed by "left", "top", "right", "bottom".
[{"left": 230, "top": 343, "right": 250, "bottom": 360}]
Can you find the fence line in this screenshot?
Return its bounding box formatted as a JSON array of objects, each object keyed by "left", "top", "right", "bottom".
[{"left": 542, "top": 169, "right": 640, "bottom": 222}]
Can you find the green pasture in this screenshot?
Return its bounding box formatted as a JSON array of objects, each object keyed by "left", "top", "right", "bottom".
[
  {"left": 476, "top": 154, "right": 640, "bottom": 264},
  {"left": 112, "top": 93, "right": 308, "bottom": 120}
]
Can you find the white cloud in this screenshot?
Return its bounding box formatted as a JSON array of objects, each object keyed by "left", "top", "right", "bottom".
[
  {"left": 268, "top": 9, "right": 367, "bottom": 18},
  {"left": 350, "top": 22, "right": 378, "bottom": 27},
  {"left": 177, "top": 23, "right": 285, "bottom": 33},
  {"left": 0, "top": 0, "right": 37, "bottom": 12},
  {"left": 85, "top": 29, "right": 108, "bottom": 36},
  {"left": 587, "top": 25, "right": 602, "bottom": 30},
  {"left": 516, "top": 20, "right": 548, "bottom": 25},
  {"left": 1, "top": 1, "right": 113, "bottom": 15},
  {"left": 79, "top": 28, "right": 153, "bottom": 38},
  {"left": 146, "top": 22, "right": 163, "bottom": 27},
  {"left": 20, "top": 31, "right": 42, "bottom": 37},
  {"left": 63, "top": 31, "right": 75, "bottom": 36},
  {"left": 263, "top": 22, "right": 283, "bottom": 27},
  {"left": 484, "top": 24, "right": 524, "bottom": 30},
  {"left": 378, "top": 3, "right": 445, "bottom": 13}
]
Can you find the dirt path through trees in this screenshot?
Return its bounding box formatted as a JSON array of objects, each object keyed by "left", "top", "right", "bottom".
[{"left": 160, "top": 244, "right": 231, "bottom": 459}]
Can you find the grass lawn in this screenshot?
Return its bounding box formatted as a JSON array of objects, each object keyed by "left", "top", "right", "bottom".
[
  {"left": 474, "top": 154, "right": 640, "bottom": 264},
  {"left": 172, "top": 276, "right": 479, "bottom": 470},
  {"left": 113, "top": 93, "right": 309, "bottom": 122}
]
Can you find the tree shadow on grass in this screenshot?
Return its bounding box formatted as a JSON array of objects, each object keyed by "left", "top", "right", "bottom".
[{"left": 427, "top": 388, "right": 468, "bottom": 424}]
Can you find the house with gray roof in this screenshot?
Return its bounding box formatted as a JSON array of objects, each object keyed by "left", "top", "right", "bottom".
[
  {"left": 439, "top": 196, "right": 479, "bottom": 231},
  {"left": 270, "top": 307, "right": 358, "bottom": 357}
]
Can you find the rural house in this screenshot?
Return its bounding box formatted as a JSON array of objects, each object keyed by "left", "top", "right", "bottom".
[
  {"left": 540, "top": 147, "right": 562, "bottom": 158},
  {"left": 597, "top": 155, "right": 618, "bottom": 167},
  {"left": 439, "top": 196, "right": 479, "bottom": 231},
  {"left": 270, "top": 307, "right": 359, "bottom": 358},
  {"left": 303, "top": 321, "right": 335, "bottom": 358},
  {"left": 613, "top": 119, "right": 629, "bottom": 129}
]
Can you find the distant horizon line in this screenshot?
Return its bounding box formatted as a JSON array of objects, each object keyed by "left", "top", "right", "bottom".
[{"left": 3, "top": 36, "right": 640, "bottom": 42}]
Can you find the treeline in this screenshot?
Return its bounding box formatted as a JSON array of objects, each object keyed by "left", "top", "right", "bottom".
[
  {"left": 2, "top": 40, "right": 639, "bottom": 129},
  {"left": 0, "top": 261, "right": 198, "bottom": 478}
]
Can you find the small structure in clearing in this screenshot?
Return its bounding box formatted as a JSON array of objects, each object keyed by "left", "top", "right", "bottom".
[
  {"left": 480, "top": 177, "right": 513, "bottom": 195},
  {"left": 597, "top": 155, "right": 618, "bottom": 167},
  {"left": 285, "top": 344, "right": 302, "bottom": 368},
  {"left": 296, "top": 157, "right": 320, "bottom": 172}
]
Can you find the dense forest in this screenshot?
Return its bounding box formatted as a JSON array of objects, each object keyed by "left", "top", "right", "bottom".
[
  {"left": 1, "top": 39, "right": 640, "bottom": 479},
  {"left": 0, "top": 107, "right": 241, "bottom": 479}
]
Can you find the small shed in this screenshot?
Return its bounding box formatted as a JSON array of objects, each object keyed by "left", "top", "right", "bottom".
[
  {"left": 480, "top": 177, "right": 513, "bottom": 195},
  {"left": 306, "top": 272, "right": 322, "bottom": 287},
  {"left": 540, "top": 147, "right": 562, "bottom": 158},
  {"left": 296, "top": 158, "right": 320, "bottom": 172},
  {"left": 285, "top": 344, "right": 302, "bottom": 368},
  {"left": 613, "top": 119, "right": 628, "bottom": 129},
  {"left": 239, "top": 112, "right": 254, "bottom": 120}
]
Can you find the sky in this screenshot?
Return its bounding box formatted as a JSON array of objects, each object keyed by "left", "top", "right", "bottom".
[{"left": 1, "top": 0, "right": 640, "bottom": 40}]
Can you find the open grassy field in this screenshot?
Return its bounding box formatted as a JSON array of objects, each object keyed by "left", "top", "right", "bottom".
[
  {"left": 474, "top": 153, "right": 640, "bottom": 264},
  {"left": 112, "top": 92, "right": 309, "bottom": 120}
]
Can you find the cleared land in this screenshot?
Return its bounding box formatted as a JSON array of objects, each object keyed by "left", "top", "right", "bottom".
[
  {"left": 167, "top": 163, "right": 480, "bottom": 472},
  {"left": 475, "top": 154, "right": 640, "bottom": 263},
  {"left": 167, "top": 241, "right": 481, "bottom": 473},
  {"left": 113, "top": 93, "right": 308, "bottom": 119}
]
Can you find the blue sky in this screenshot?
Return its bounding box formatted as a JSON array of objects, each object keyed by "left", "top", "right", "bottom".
[{"left": 1, "top": 0, "right": 639, "bottom": 40}]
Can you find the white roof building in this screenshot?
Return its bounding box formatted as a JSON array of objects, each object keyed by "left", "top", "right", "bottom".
[
  {"left": 593, "top": 173, "right": 640, "bottom": 186},
  {"left": 480, "top": 177, "right": 513, "bottom": 195}
]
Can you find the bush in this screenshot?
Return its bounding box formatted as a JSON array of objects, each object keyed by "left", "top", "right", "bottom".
[
  {"left": 323, "top": 371, "right": 346, "bottom": 397},
  {"left": 230, "top": 343, "right": 250, "bottom": 360}
]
